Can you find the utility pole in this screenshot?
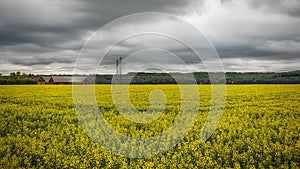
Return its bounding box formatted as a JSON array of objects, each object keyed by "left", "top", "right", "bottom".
[
  {"left": 116, "top": 58, "right": 119, "bottom": 76},
  {"left": 119, "top": 57, "right": 122, "bottom": 77},
  {"left": 115, "top": 57, "right": 122, "bottom": 80}
]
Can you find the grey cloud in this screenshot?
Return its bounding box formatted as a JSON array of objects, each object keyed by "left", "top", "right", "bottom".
[
  {"left": 247, "top": 0, "right": 300, "bottom": 17},
  {"left": 0, "top": 0, "right": 206, "bottom": 75},
  {"left": 10, "top": 57, "right": 75, "bottom": 66},
  {"left": 216, "top": 40, "right": 300, "bottom": 60},
  {"left": 0, "top": 0, "right": 299, "bottom": 74},
  {"left": 0, "top": 0, "right": 204, "bottom": 46}
]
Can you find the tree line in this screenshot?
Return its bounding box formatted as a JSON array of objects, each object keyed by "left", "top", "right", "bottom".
[
  {"left": 91, "top": 70, "right": 300, "bottom": 84},
  {"left": 0, "top": 72, "right": 36, "bottom": 84},
  {"left": 1, "top": 70, "right": 300, "bottom": 84}
]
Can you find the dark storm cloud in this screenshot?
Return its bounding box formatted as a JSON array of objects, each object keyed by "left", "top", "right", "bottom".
[
  {"left": 216, "top": 40, "right": 300, "bottom": 60},
  {"left": 190, "top": 0, "right": 300, "bottom": 70},
  {"left": 10, "top": 57, "right": 75, "bottom": 66},
  {"left": 0, "top": 0, "right": 205, "bottom": 74},
  {"left": 0, "top": 0, "right": 203, "bottom": 46},
  {"left": 0, "top": 0, "right": 299, "bottom": 74},
  {"left": 78, "top": 0, "right": 203, "bottom": 17}
]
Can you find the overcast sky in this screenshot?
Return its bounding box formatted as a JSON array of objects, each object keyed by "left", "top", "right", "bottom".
[{"left": 0, "top": 0, "right": 299, "bottom": 75}]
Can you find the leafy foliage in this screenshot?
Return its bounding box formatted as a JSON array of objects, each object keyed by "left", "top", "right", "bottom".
[
  {"left": 0, "top": 72, "right": 36, "bottom": 84},
  {"left": 92, "top": 71, "right": 300, "bottom": 84}
]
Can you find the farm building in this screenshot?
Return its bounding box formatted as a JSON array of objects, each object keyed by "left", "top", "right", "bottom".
[
  {"left": 47, "top": 76, "right": 90, "bottom": 84},
  {"left": 28, "top": 75, "right": 46, "bottom": 84},
  {"left": 35, "top": 76, "right": 47, "bottom": 84}
]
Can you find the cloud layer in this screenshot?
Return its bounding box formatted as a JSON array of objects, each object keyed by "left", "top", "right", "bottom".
[{"left": 0, "top": 0, "right": 299, "bottom": 74}]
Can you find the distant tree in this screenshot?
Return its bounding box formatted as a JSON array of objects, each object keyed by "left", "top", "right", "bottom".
[
  {"left": 28, "top": 73, "right": 34, "bottom": 77},
  {"left": 22, "top": 72, "right": 27, "bottom": 78},
  {"left": 16, "top": 71, "right": 21, "bottom": 77},
  {"left": 10, "top": 72, "right": 16, "bottom": 79}
]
